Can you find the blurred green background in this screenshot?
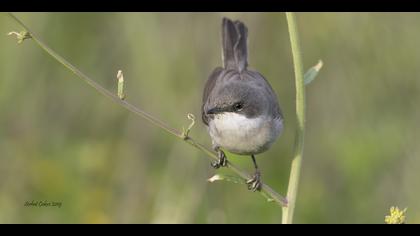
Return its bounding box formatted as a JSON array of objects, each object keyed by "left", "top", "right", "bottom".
[{"left": 0, "top": 12, "right": 419, "bottom": 223}]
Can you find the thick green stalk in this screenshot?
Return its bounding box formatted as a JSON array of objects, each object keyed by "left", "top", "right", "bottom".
[{"left": 282, "top": 12, "right": 306, "bottom": 224}]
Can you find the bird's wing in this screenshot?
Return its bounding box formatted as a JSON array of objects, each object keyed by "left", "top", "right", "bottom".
[
  {"left": 246, "top": 70, "right": 283, "bottom": 120},
  {"left": 202, "top": 67, "right": 224, "bottom": 126}
]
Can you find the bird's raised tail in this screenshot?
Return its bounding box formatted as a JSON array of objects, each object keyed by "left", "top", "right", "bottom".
[{"left": 222, "top": 17, "right": 248, "bottom": 72}]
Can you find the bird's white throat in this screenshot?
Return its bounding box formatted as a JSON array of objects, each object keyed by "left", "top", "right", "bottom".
[{"left": 208, "top": 112, "right": 283, "bottom": 155}]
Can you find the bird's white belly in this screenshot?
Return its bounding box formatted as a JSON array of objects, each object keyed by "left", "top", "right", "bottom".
[{"left": 208, "top": 113, "right": 283, "bottom": 155}]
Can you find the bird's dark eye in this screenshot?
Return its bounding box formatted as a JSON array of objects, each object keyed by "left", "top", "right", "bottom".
[{"left": 233, "top": 102, "right": 243, "bottom": 111}]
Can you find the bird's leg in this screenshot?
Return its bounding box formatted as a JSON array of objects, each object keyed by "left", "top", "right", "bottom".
[
  {"left": 211, "top": 146, "right": 227, "bottom": 169},
  {"left": 246, "top": 155, "right": 262, "bottom": 192}
]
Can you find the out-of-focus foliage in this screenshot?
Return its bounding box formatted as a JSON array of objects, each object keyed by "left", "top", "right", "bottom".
[{"left": 0, "top": 13, "right": 419, "bottom": 223}]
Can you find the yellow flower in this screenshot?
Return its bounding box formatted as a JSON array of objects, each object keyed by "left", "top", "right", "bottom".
[{"left": 385, "top": 206, "right": 407, "bottom": 224}]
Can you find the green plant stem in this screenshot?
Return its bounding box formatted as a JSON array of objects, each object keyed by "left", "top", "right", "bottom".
[
  {"left": 7, "top": 13, "right": 287, "bottom": 207},
  {"left": 282, "top": 12, "right": 306, "bottom": 224}
]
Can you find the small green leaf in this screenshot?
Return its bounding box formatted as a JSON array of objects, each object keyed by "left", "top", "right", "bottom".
[
  {"left": 7, "top": 31, "right": 32, "bottom": 44},
  {"left": 117, "top": 70, "right": 125, "bottom": 100},
  {"left": 208, "top": 174, "right": 245, "bottom": 185},
  {"left": 208, "top": 174, "right": 277, "bottom": 204},
  {"left": 181, "top": 113, "right": 196, "bottom": 139},
  {"left": 304, "top": 60, "right": 323, "bottom": 85}
]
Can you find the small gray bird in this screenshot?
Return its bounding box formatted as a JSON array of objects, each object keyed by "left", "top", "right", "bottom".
[{"left": 202, "top": 18, "right": 284, "bottom": 191}]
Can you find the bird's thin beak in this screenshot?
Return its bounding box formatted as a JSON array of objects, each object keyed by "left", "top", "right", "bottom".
[{"left": 206, "top": 107, "right": 223, "bottom": 115}]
